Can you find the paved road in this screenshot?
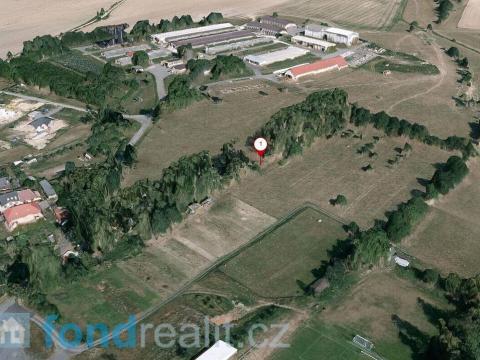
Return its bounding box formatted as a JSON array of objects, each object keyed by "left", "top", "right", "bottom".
[
  {"left": 146, "top": 64, "right": 169, "bottom": 100},
  {"left": 1, "top": 91, "right": 87, "bottom": 113},
  {"left": 124, "top": 114, "right": 152, "bottom": 146}
]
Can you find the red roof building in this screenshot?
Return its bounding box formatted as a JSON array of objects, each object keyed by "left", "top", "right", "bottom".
[
  {"left": 285, "top": 56, "right": 348, "bottom": 80},
  {"left": 18, "top": 189, "right": 42, "bottom": 203},
  {"left": 3, "top": 203, "right": 43, "bottom": 231}
]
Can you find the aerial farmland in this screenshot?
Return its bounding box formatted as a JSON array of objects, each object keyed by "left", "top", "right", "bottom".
[{"left": 0, "top": 1, "right": 479, "bottom": 360}]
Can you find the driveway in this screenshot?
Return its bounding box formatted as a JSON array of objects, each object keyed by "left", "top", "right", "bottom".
[{"left": 146, "top": 64, "right": 170, "bottom": 100}]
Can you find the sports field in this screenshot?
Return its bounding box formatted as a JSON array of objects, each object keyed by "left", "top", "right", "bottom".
[
  {"left": 271, "top": 319, "right": 365, "bottom": 360},
  {"left": 277, "top": 0, "right": 404, "bottom": 29},
  {"left": 273, "top": 271, "right": 450, "bottom": 360},
  {"left": 223, "top": 206, "right": 346, "bottom": 298},
  {"left": 403, "top": 159, "right": 480, "bottom": 277}
]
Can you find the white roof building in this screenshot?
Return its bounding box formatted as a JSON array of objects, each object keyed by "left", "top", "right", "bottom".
[
  {"left": 394, "top": 256, "right": 410, "bottom": 268},
  {"left": 244, "top": 46, "right": 309, "bottom": 66},
  {"left": 151, "top": 23, "right": 235, "bottom": 44},
  {"left": 305, "top": 24, "right": 359, "bottom": 46},
  {"left": 196, "top": 341, "right": 237, "bottom": 360}
]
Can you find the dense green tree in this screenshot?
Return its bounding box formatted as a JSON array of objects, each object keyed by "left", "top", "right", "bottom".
[
  {"left": 132, "top": 50, "right": 149, "bottom": 67},
  {"left": 352, "top": 228, "right": 390, "bottom": 268},
  {"left": 431, "top": 156, "right": 469, "bottom": 195},
  {"left": 446, "top": 47, "right": 460, "bottom": 58},
  {"left": 385, "top": 196, "right": 429, "bottom": 242}
]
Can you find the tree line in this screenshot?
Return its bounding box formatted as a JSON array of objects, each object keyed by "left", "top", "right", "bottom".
[
  {"left": 186, "top": 55, "right": 252, "bottom": 81},
  {"left": 130, "top": 13, "right": 224, "bottom": 41},
  {"left": 251, "top": 89, "right": 350, "bottom": 158},
  {"left": 350, "top": 104, "right": 476, "bottom": 158},
  {"left": 0, "top": 36, "right": 134, "bottom": 107}
]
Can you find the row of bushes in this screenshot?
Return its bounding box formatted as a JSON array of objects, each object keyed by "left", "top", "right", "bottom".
[
  {"left": 252, "top": 89, "right": 350, "bottom": 158},
  {"left": 350, "top": 104, "right": 476, "bottom": 158}
]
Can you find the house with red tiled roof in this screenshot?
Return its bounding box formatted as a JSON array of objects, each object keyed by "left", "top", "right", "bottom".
[
  {"left": 18, "top": 189, "right": 41, "bottom": 203},
  {"left": 3, "top": 203, "right": 44, "bottom": 231},
  {"left": 284, "top": 56, "right": 348, "bottom": 80}
]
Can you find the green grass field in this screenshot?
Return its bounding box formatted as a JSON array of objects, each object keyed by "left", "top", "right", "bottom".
[
  {"left": 47, "top": 263, "right": 159, "bottom": 328},
  {"left": 222, "top": 206, "right": 346, "bottom": 298},
  {"left": 54, "top": 108, "right": 86, "bottom": 124},
  {"left": 272, "top": 319, "right": 365, "bottom": 360}
]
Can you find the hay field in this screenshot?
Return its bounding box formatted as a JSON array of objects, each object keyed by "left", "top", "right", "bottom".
[
  {"left": 403, "top": 159, "right": 480, "bottom": 277},
  {"left": 223, "top": 206, "right": 346, "bottom": 298},
  {"left": 316, "top": 271, "right": 451, "bottom": 360},
  {"left": 124, "top": 80, "right": 304, "bottom": 185},
  {"left": 276, "top": 0, "right": 404, "bottom": 29},
  {"left": 307, "top": 32, "right": 473, "bottom": 138},
  {"left": 229, "top": 126, "right": 452, "bottom": 227},
  {"left": 458, "top": 0, "right": 480, "bottom": 30}
]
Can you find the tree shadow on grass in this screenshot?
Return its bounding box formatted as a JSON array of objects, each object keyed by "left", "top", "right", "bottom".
[
  {"left": 417, "top": 177, "right": 431, "bottom": 187},
  {"left": 391, "top": 314, "right": 430, "bottom": 360},
  {"left": 417, "top": 297, "right": 452, "bottom": 327},
  {"left": 469, "top": 122, "right": 480, "bottom": 140}
]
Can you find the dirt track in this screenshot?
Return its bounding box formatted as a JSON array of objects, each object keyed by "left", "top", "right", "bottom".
[{"left": 387, "top": 41, "right": 447, "bottom": 112}]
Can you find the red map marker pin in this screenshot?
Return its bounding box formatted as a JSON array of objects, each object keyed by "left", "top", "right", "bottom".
[{"left": 254, "top": 137, "right": 268, "bottom": 165}]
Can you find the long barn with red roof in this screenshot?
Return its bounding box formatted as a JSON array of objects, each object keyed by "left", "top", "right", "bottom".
[{"left": 285, "top": 56, "right": 348, "bottom": 80}]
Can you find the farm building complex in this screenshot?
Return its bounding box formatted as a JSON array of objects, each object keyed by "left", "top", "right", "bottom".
[
  {"left": 305, "top": 24, "right": 359, "bottom": 46},
  {"left": 292, "top": 35, "right": 336, "bottom": 52},
  {"left": 244, "top": 46, "right": 309, "bottom": 66},
  {"left": 170, "top": 30, "right": 255, "bottom": 50},
  {"left": 245, "top": 15, "right": 298, "bottom": 36},
  {"left": 151, "top": 23, "right": 235, "bottom": 45},
  {"left": 284, "top": 56, "right": 348, "bottom": 80}
]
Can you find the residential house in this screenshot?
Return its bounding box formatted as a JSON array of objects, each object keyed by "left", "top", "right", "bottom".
[
  {"left": 0, "top": 177, "right": 12, "bottom": 193},
  {"left": 29, "top": 117, "right": 53, "bottom": 133},
  {"left": 39, "top": 180, "right": 58, "bottom": 202},
  {"left": 4, "top": 203, "right": 44, "bottom": 231},
  {"left": 0, "top": 192, "right": 20, "bottom": 212}
]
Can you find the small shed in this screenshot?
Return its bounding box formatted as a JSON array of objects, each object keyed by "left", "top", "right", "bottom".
[
  {"left": 394, "top": 256, "right": 410, "bottom": 268},
  {"left": 131, "top": 66, "right": 144, "bottom": 73},
  {"left": 187, "top": 203, "right": 201, "bottom": 215}
]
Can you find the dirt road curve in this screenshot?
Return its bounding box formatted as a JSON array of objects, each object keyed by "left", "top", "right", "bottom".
[{"left": 387, "top": 42, "right": 447, "bottom": 112}]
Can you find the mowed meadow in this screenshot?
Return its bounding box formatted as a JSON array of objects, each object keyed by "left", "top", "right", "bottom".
[
  {"left": 403, "top": 159, "right": 480, "bottom": 277},
  {"left": 123, "top": 80, "right": 305, "bottom": 186},
  {"left": 276, "top": 0, "right": 405, "bottom": 29}
]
